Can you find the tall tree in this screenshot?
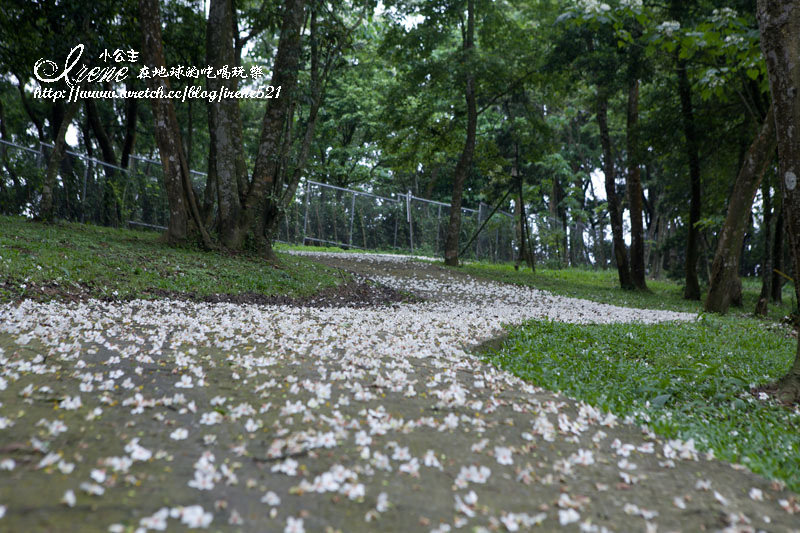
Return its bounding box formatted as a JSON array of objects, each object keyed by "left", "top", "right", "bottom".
[
  {"left": 597, "top": 87, "right": 633, "bottom": 289},
  {"left": 38, "top": 98, "right": 81, "bottom": 221},
  {"left": 667, "top": 0, "right": 702, "bottom": 300},
  {"left": 757, "top": 0, "right": 800, "bottom": 401},
  {"left": 626, "top": 76, "right": 647, "bottom": 290},
  {"left": 676, "top": 50, "right": 703, "bottom": 300},
  {"left": 139, "top": 0, "right": 212, "bottom": 247},
  {"left": 755, "top": 171, "right": 773, "bottom": 316},
  {"left": 204, "top": 0, "right": 316, "bottom": 255},
  {"left": 705, "top": 107, "right": 775, "bottom": 314},
  {"left": 444, "top": 0, "right": 477, "bottom": 266}
]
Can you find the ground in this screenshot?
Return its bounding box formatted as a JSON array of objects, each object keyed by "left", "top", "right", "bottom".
[{"left": 1, "top": 252, "right": 799, "bottom": 532}]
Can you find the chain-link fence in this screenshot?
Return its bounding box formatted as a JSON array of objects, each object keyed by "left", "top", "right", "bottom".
[
  {"left": 279, "top": 181, "right": 517, "bottom": 261},
  {"left": 1, "top": 138, "right": 603, "bottom": 265}
]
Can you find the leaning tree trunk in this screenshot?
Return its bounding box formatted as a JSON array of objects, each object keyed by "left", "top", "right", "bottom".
[
  {"left": 597, "top": 88, "right": 633, "bottom": 289},
  {"left": 626, "top": 77, "right": 647, "bottom": 290},
  {"left": 237, "top": 0, "right": 306, "bottom": 251},
  {"left": 676, "top": 53, "right": 703, "bottom": 300},
  {"left": 139, "top": 0, "right": 213, "bottom": 248},
  {"left": 444, "top": 0, "right": 477, "bottom": 266},
  {"left": 263, "top": 8, "right": 327, "bottom": 248},
  {"left": 757, "top": 0, "right": 800, "bottom": 402},
  {"left": 705, "top": 106, "right": 776, "bottom": 314},
  {"left": 38, "top": 98, "right": 80, "bottom": 222}
]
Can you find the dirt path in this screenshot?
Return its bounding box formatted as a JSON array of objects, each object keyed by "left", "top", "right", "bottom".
[{"left": 0, "top": 252, "right": 797, "bottom": 532}]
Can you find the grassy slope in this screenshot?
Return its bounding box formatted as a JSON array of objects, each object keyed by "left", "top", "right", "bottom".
[
  {"left": 458, "top": 262, "right": 794, "bottom": 321},
  {"left": 460, "top": 263, "right": 800, "bottom": 492},
  {"left": 0, "top": 216, "right": 346, "bottom": 302}
]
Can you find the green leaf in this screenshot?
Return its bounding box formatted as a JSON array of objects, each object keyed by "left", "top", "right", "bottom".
[{"left": 652, "top": 394, "right": 671, "bottom": 408}]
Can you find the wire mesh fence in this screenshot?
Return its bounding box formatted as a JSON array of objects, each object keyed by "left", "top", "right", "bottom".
[
  {"left": 1, "top": 138, "right": 601, "bottom": 265},
  {"left": 281, "top": 181, "right": 519, "bottom": 262}
]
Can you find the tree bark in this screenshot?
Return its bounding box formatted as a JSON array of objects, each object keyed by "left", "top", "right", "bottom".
[
  {"left": 705, "top": 106, "right": 776, "bottom": 314},
  {"left": 264, "top": 10, "right": 326, "bottom": 247},
  {"left": 444, "top": 0, "right": 477, "bottom": 266},
  {"left": 237, "top": 0, "right": 306, "bottom": 250},
  {"left": 757, "top": 0, "right": 800, "bottom": 402},
  {"left": 513, "top": 167, "right": 534, "bottom": 270},
  {"left": 597, "top": 88, "right": 633, "bottom": 289},
  {"left": 676, "top": 53, "right": 702, "bottom": 300},
  {"left": 139, "top": 0, "right": 213, "bottom": 247},
  {"left": 38, "top": 98, "right": 80, "bottom": 222},
  {"left": 120, "top": 96, "right": 138, "bottom": 169},
  {"left": 207, "top": 0, "right": 248, "bottom": 247},
  {"left": 626, "top": 77, "right": 647, "bottom": 290}
]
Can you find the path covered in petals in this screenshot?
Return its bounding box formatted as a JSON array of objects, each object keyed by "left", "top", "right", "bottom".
[{"left": 1, "top": 253, "right": 798, "bottom": 532}]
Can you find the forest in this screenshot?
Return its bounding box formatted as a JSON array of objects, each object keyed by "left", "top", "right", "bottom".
[
  {"left": 1, "top": 1, "right": 800, "bottom": 529},
  {"left": 2, "top": 0, "right": 800, "bottom": 387},
  {"left": 0, "top": 2, "right": 793, "bottom": 293}
]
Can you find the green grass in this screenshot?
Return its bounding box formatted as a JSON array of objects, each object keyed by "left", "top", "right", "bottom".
[
  {"left": 0, "top": 216, "right": 347, "bottom": 302},
  {"left": 458, "top": 262, "right": 795, "bottom": 321},
  {"left": 481, "top": 309, "right": 800, "bottom": 492},
  {"left": 467, "top": 263, "right": 800, "bottom": 490},
  {"left": 273, "top": 242, "right": 435, "bottom": 258}
]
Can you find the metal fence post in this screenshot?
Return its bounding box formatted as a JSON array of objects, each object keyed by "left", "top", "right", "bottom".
[
  {"left": 435, "top": 204, "right": 441, "bottom": 253},
  {"left": 81, "top": 161, "right": 90, "bottom": 223},
  {"left": 348, "top": 191, "right": 356, "bottom": 246},
  {"left": 393, "top": 205, "right": 398, "bottom": 249},
  {"left": 407, "top": 190, "right": 414, "bottom": 254},
  {"left": 302, "top": 179, "right": 310, "bottom": 245}
]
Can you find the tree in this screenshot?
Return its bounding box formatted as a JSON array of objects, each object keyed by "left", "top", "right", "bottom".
[
  {"left": 704, "top": 107, "right": 775, "bottom": 313},
  {"left": 204, "top": 0, "right": 349, "bottom": 255},
  {"left": 755, "top": 171, "right": 773, "bottom": 316},
  {"left": 597, "top": 87, "right": 633, "bottom": 288},
  {"left": 139, "top": 0, "right": 213, "bottom": 247},
  {"left": 756, "top": 0, "right": 800, "bottom": 401},
  {"left": 443, "top": 0, "right": 477, "bottom": 266},
  {"left": 38, "top": 99, "right": 81, "bottom": 221},
  {"left": 626, "top": 71, "right": 647, "bottom": 290},
  {"left": 551, "top": 4, "right": 633, "bottom": 287}
]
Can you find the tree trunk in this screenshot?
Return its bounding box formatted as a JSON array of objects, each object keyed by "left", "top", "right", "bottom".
[
  {"left": 85, "top": 99, "right": 121, "bottom": 226},
  {"left": 236, "top": 0, "right": 306, "bottom": 250},
  {"left": 756, "top": 172, "right": 773, "bottom": 316},
  {"left": 597, "top": 88, "right": 633, "bottom": 289},
  {"left": 757, "top": 0, "right": 800, "bottom": 402},
  {"left": 139, "top": 0, "right": 213, "bottom": 248},
  {"left": 207, "top": 0, "right": 248, "bottom": 247},
  {"left": 444, "top": 0, "right": 477, "bottom": 266},
  {"left": 676, "top": 53, "right": 702, "bottom": 300},
  {"left": 514, "top": 172, "right": 534, "bottom": 270},
  {"left": 120, "top": 95, "right": 138, "bottom": 169},
  {"left": 626, "top": 77, "right": 647, "bottom": 290},
  {"left": 705, "top": 106, "right": 776, "bottom": 314},
  {"left": 38, "top": 98, "right": 80, "bottom": 222},
  {"left": 264, "top": 10, "right": 326, "bottom": 247}
]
